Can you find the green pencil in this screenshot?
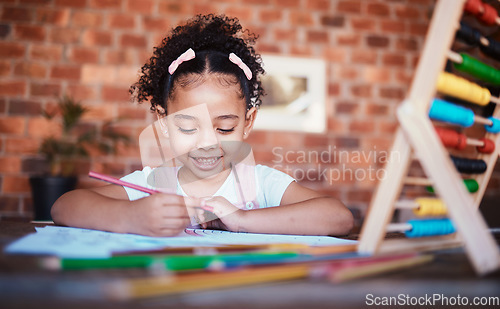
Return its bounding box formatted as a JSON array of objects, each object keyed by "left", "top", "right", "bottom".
[{"left": 41, "top": 251, "right": 301, "bottom": 271}]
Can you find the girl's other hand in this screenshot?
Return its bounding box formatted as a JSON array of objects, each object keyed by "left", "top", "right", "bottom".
[{"left": 199, "top": 196, "right": 245, "bottom": 232}]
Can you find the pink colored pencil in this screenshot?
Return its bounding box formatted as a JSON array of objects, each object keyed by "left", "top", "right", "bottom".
[{"left": 88, "top": 171, "right": 161, "bottom": 195}]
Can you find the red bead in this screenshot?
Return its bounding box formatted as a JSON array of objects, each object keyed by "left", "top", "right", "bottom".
[
  {"left": 477, "top": 138, "right": 495, "bottom": 154},
  {"left": 464, "top": 0, "right": 483, "bottom": 15},
  {"left": 479, "top": 4, "right": 498, "bottom": 26}
]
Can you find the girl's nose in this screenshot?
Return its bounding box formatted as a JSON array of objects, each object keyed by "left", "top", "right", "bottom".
[{"left": 196, "top": 128, "right": 219, "bottom": 150}]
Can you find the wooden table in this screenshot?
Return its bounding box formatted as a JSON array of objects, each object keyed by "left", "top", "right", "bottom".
[{"left": 1, "top": 221, "right": 499, "bottom": 309}]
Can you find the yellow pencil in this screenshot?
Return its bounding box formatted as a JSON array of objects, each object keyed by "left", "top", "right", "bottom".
[{"left": 105, "top": 264, "right": 310, "bottom": 300}]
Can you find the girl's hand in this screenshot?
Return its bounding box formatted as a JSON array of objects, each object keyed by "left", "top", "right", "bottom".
[
  {"left": 126, "top": 193, "right": 198, "bottom": 237},
  {"left": 199, "top": 196, "right": 245, "bottom": 232}
]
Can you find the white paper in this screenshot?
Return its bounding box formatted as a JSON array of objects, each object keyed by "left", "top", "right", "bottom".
[{"left": 4, "top": 226, "right": 356, "bottom": 258}]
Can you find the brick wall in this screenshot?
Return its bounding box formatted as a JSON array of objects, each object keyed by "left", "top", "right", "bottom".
[{"left": 1, "top": 0, "right": 499, "bottom": 224}]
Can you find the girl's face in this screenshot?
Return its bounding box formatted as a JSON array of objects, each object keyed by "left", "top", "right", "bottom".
[{"left": 162, "top": 76, "right": 256, "bottom": 181}]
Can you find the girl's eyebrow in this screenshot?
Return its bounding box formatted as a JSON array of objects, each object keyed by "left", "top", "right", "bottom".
[
  {"left": 216, "top": 114, "right": 239, "bottom": 120},
  {"left": 174, "top": 114, "right": 197, "bottom": 121}
]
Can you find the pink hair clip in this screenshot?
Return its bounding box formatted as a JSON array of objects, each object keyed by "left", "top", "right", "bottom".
[
  {"left": 168, "top": 48, "right": 196, "bottom": 75},
  {"left": 229, "top": 53, "right": 252, "bottom": 80}
]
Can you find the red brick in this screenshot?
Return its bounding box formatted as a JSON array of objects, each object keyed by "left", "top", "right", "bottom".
[
  {"left": 27, "top": 117, "right": 61, "bottom": 138},
  {"left": 0, "top": 60, "right": 10, "bottom": 76},
  {"left": 396, "top": 38, "right": 418, "bottom": 51},
  {"left": 36, "top": 8, "right": 70, "bottom": 26},
  {"left": 275, "top": 0, "right": 300, "bottom": 8},
  {"left": 225, "top": 7, "right": 253, "bottom": 23},
  {"left": 108, "top": 14, "right": 136, "bottom": 29},
  {"left": 30, "top": 45, "right": 63, "bottom": 61},
  {"left": 269, "top": 131, "right": 304, "bottom": 148},
  {"left": 55, "top": 0, "right": 86, "bottom": 8},
  {"left": 49, "top": 28, "right": 80, "bottom": 44},
  {"left": 81, "top": 64, "right": 116, "bottom": 84},
  {"left": 0, "top": 42, "right": 25, "bottom": 58},
  {"left": 158, "top": 1, "right": 192, "bottom": 15},
  {"left": 9, "top": 99, "right": 43, "bottom": 116},
  {"left": 351, "top": 84, "right": 372, "bottom": 98},
  {"left": 259, "top": 9, "right": 282, "bottom": 23},
  {"left": 1, "top": 7, "right": 34, "bottom": 22},
  {"left": 409, "top": 23, "right": 428, "bottom": 36},
  {"left": 366, "top": 3, "right": 390, "bottom": 16},
  {"left": 89, "top": 0, "right": 122, "bottom": 9},
  {"left": 366, "top": 35, "right": 389, "bottom": 48},
  {"left": 18, "top": 0, "right": 51, "bottom": 4},
  {"left": 84, "top": 105, "right": 115, "bottom": 121},
  {"left": 0, "top": 24, "right": 10, "bottom": 39},
  {"left": 337, "top": 34, "right": 360, "bottom": 46},
  {"left": 321, "top": 15, "right": 344, "bottom": 27},
  {"left": 307, "top": 0, "right": 330, "bottom": 10},
  {"left": 379, "top": 120, "right": 399, "bottom": 134},
  {"left": 395, "top": 6, "right": 421, "bottom": 19},
  {"left": 127, "top": 0, "right": 154, "bottom": 14},
  {"left": 0, "top": 157, "right": 21, "bottom": 173},
  {"left": 2, "top": 175, "right": 30, "bottom": 193},
  {"left": 349, "top": 119, "right": 375, "bottom": 133},
  {"left": 13, "top": 62, "right": 47, "bottom": 78},
  {"left": 193, "top": 4, "right": 217, "bottom": 15},
  {"left": 365, "top": 103, "right": 389, "bottom": 116},
  {"left": 289, "top": 11, "right": 314, "bottom": 26},
  {"left": 0, "top": 117, "right": 25, "bottom": 134},
  {"left": 382, "top": 53, "right": 406, "bottom": 67},
  {"left": 351, "top": 18, "right": 376, "bottom": 31},
  {"left": 323, "top": 47, "right": 346, "bottom": 63},
  {"left": 5, "top": 137, "right": 39, "bottom": 154},
  {"left": 290, "top": 45, "right": 312, "bottom": 56},
  {"left": 335, "top": 101, "right": 359, "bottom": 114},
  {"left": 13, "top": 24, "right": 46, "bottom": 41},
  {"left": 30, "top": 82, "right": 61, "bottom": 97},
  {"left": 104, "top": 49, "right": 135, "bottom": 65},
  {"left": 142, "top": 17, "right": 170, "bottom": 32},
  {"left": 50, "top": 65, "right": 81, "bottom": 80},
  {"left": 72, "top": 11, "right": 104, "bottom": 28},
  {"left": 102, "top": 86, "right": 130, "bottom": 102},
  {"left": 0, "top": 81, "right": 26, "bottom": 96},
  {"left": 118, "top": 106, "right": 147, "bottom": 120},
  {"left": 82, "top": 30, "right": 112, "bottom": 47},
  {"left": 306, "top": 30, "right": 329, "bottom": 43},
  {"left": 68, "top": 47, "right": 99, "bottom": 64},
  {"left": 120, "top": 34, "right": 147, "bottom": 48},
  {"left": 351, "top": 50, "right": 377, "bottom": 64},
  {"left": 380, "top": 86, "right": 405, "bottom": 100},
  {"left": 381, "top": 20, "right": 406, "bottom": 34},
  {"left": 66, "top": 84, "right": 97, "bottom": 101},
  {"left": 337, "top": 0, "right": 361, "bottom": 14},
  {"left": 363, "top": 67, "right": 391, "bottom": 83},
  {"left": 338, "top": 67, "right": 359, "bottom": 80},
  {"left": 274, "top": 28, "right": 297, "bottom": 41}
]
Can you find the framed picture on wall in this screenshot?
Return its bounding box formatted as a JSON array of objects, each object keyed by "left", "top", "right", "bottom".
[{"left": 254, "top": 54, "right": 327, "bottom": 133}]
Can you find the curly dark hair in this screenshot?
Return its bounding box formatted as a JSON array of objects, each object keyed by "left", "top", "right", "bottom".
[{"left": 130, "top": 14, "right": 265, "bottom": 115}]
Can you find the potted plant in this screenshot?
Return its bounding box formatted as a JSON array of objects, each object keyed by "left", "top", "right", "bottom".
[{"left": 30, "top": 95, "right": 129, "bottom": 221}]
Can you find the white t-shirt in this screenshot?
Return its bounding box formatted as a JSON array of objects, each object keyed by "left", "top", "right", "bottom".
[{"left": 120, "top": 164, "right": 295, "bottom": 209}]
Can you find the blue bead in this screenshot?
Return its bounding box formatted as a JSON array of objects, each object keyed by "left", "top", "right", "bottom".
[
  {"left": 429, "top": 98, "right": 474, "bottom": 127},
  {"left": 485, "top": 117, "right": 500, "bottom": 133}
]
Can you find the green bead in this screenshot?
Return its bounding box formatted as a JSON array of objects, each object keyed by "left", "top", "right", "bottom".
[
  {"left": 453, "top": 53, "right": 500, "bottom": 85},
  {"left": 426, "top": 179, "right": 479, "bottom": 193}
]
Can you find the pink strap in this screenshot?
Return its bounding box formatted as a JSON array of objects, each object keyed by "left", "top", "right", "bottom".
[
  {"left": 229, "top": 53, "right": 252, "bottom": 80},
  {"left": 168, "top": 48, "right": 196, "bottom": 75}
]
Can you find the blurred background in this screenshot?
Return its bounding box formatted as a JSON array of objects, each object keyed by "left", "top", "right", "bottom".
[{"left": 1, "top": 0, "right": 499, "bottom": 230}]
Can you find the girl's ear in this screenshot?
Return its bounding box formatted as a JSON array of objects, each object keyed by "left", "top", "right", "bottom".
[
  {"left": 243, "top": 107, "right": 257, "bottom": 139},
  {"left": 156, "top": 107, "right": 169, "bottom": 138}
]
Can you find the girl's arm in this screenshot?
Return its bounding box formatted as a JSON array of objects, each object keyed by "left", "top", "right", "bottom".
[
  {"left": 203, "top": 181, "right": 354, "bottom": 236},
  {"left": 51, "top": 186, "right": 192, "bottom": 237}
]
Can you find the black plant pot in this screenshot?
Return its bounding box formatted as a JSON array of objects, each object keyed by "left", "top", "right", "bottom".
[{"left": 29, "top": 176, "right": 77, "bottom": 221}]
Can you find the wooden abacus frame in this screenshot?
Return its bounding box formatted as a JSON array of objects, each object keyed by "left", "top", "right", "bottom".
[{"left": 358, "top": 0, "right": 500, "bottom": 275}]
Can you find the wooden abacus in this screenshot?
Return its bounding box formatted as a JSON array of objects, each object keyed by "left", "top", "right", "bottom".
[{"left": 358, "top": 0, "right": 500, "bottom": 275}]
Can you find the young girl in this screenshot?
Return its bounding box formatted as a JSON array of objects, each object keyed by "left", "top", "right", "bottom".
[{"left": 51, "top": 15, "right": 353, "bottom": 237}]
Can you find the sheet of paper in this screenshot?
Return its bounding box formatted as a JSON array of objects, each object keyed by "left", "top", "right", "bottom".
[{"left": 4, "top": 226, "right": 356, "bottom": 258}]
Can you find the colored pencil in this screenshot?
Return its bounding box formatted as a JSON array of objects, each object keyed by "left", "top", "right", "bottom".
[
  {"left": 103, "top": 253, "right": 433, "bottom": 300},
  {"left": 41, "top": 251, "right": 301, "bottom": 271},
  {"left": 89, "top": 171, "right": 162, "bottom": 195}
]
